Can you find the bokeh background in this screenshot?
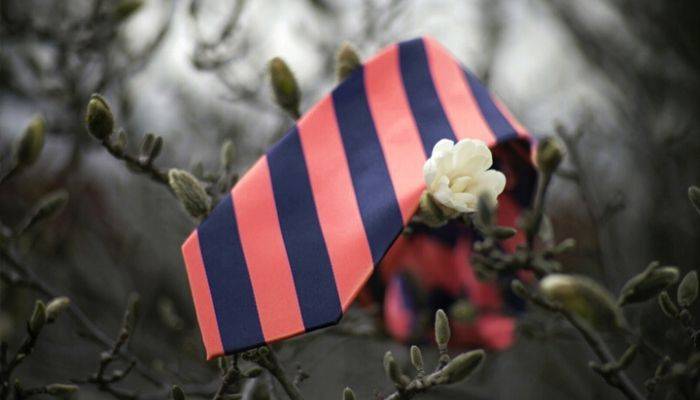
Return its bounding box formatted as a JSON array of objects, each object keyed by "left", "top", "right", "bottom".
[{"left": 1, "top": 0, "right": 699, "bottom": 399}]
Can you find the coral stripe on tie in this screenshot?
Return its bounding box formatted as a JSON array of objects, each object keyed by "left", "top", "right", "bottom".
[
  {"left": 364, "top": 44, "right": 427, "bottom": 223},
  {"left": 181, "top": 232, "right": 223, "bottom": 359},
  {"left": 297, "top": 98, "right": 374, "bottom": 310},
  {"left": 233, "top": 158, "right": 305, "bottom": 342},
  {"left": 423, "top": 37, "right": 495, "bottom": 146}
]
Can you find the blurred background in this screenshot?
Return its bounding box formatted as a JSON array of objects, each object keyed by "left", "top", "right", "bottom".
[{"left": 1, "top": 0, "right": 699, "bottom": 399}]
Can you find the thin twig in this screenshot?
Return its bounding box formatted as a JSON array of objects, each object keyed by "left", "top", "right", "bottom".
[
  {"left": 100, "top": 138, "right": 171, "bottom": 191},
  {"left": 0, "top": 247, "right": 164, "bottom": 387},
  {"left": 249, "top": 348, "right": 304, "bottom": 400}
]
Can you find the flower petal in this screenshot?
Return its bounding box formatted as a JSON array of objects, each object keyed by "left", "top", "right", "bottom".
[
  {"left": 478, "top": 170, "right": 507, "bottom": 196},
  {"left": 450, "top": 176, "right": 471, "bottom": 193},
  {"left": 431, "top": 139, "right": 454, "bottom": 158}
]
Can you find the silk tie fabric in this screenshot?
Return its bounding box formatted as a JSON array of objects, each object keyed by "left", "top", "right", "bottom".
[{"left": 181, "top": 37, "right": 533, "bottom": 359}]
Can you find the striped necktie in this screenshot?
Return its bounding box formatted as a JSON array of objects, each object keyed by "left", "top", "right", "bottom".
[{"left": 181, "top": 37, "right": 532, "bottom": 359}]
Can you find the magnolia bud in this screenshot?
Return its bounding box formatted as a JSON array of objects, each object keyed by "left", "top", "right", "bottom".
[
  {"left": 476, "top": 192, "right": 494, "bottom": 228},
  {"left": 689, "top": 186, "right": 700, "bottom": 215},
  {"left": 437, "top": 350, "right": 484, "bottom": 384},
  {"left": 220, "top": 140, "right": 236, "bottom": 171},
  {"left": 113, "top": 131, "right": 127, "bottom": 155},
  {"left": 22, "top": 190, "right": 69, "bottom": 232},
  {"left": 551, "top": 238, "right": 576, "bottom": 255},
  {"left": 244, "top": 367, "right": 263, "bottom": 377},
  {"left": 491, "top": 226, "right": 517, "bottom": 240},
  {"left": 434, "top": 309, "right": 450, "bottom": 349},
  {"left": 539, "top": 274, "right": 624, "bottom": 331},
  {"left": 269, "top": 57, "right": 301, "bottom": 119},
  {"left": 418, "top": 192, "right": 448, "bottom": 227},
  {"left": 257, "top": 346, "right": 270, "bottom": 356},
  {"left": 168, "top": 169, "right": 211, "bottom": 218},
  {"left": 658, "top": 291, "right": 679, "bottom": 318},
  {"left": 536, "top": 137, "right": 564, "bottom": 174},
  {"left": 45, "top": 383, "right": 79, "bottom": 396},
  {"left": 410, "top": 345, "right": 424, "bottom": 371},
  {"left": 618, "top": 264, "right": 679, "bottom": 306},
  {"left": 85, "top": 94, "right": 114, "bottom": 140},
  {"left": 29, "top": 300, "right": 46, "bottom": 336},
  {"left": 383, "top": 351, "right": 409, "bottom": 387},
  {"left": 217, "top": 356, "right": 230, "bottom": 373},
  {"left": 336, "top": 43, "right": 361, "bottom": 82},
  {"left": 46, "top": 296, "right": 70, "bottom": 323},
  {"left": 123, "top": 293, "right": 140, "bottom": 335},
  {"left": 171, "top": 385, "right": 186, "bottom": 400},
  {"left": 677, "top": 271, "right": 698, "bottom": 308},
  {"left": 148, "top": 136, "right": 163, "bottom": 163},
  {"left": 14, "top": 115, "right": 45, "bottom": 169},
  {"left": 342, "top": 387, "right": 356, "bottom": 400},
  {"left": 510, "top": 279, "right": 530, "bottom": 300},
  {"left": 449, "top": 299, "right": 476, "bottom": 323},
  {"left": 115, "top": 0, "right": 143, "bottom": 21}
]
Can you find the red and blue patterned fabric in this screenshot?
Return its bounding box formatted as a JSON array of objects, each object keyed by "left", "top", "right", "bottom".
[
  {"left": 375, "top": 142, "right": 536, "bottom": 350},
  {"left": 180, "top": 37, "right": 533, "bottom": 359}
]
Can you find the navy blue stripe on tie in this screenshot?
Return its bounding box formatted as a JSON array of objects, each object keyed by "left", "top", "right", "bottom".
[
  {"left": 197, "top": 195, "right": 264, "bottom": 351},
  {"left": 267, "top": 130, "right": 343, "bottom": 330},
  {"left": 399, "top": 38, "right": 457, "bottom": 156},
  {"left": 462, "top": 69, "right": 518, "bottom": 142},
  {"left": 332, "top": 67, "right": 404, "bottom": 265}
]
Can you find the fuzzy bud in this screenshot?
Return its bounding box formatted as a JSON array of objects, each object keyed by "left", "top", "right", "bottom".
[
  {"left": 217, "top": 356, "right": 230, "bottom": 373},
  {"left": 171, "top": 385, "right": 186, "bottom": 400},
  {"left": 536, "top": 137, "right": 564, "bottom": 174},
  {"left": 417, "top": 192, "right": 448, "bottom": 227},
  {"left": 434, "top": 309, "right": 451, "bottom": 349},
  {"left": 342, "top": 387, "right": 356, "bottom": 400},
  {"left": 14, "top": 115, "right": 45, "bottom": 169},
  {"left": 85, "top": 94, "right": 114, "bottom": 140},
  {"left": 45, "top": 297, "right": 70, "bottom": 323},
  {"left": 115, "top": 0, "right": 143, "bottom": 21},
  {"left": 449, "top": 299, "right": 476, "bottom": 323},
  {"left": 123, "top": 293, "right": 140, "bottom": 335},
  {"left": 383, "top": 351, "right": 409, "bottom": 388},
  {"left": 437, "top": 350, "right": 484, "bottom": 384},
  {"left": 491, "top": 226, "right": 517, "bottom": 240},
  {"left": 46, "top": 383, "right": 79, "bottom": 396},
  {"left": 257, "top": 346, "right": 270, "bottom": 357},
  {"left": 22, "top": 190, "right": 69, "bottom": 233},
  {"left": 220, "top": 140, "right": 236, "bottom": 171},
  {"left": 476, "top": 192, "right": 494, "bottom": 228},
  {"left": 168, "top": 169, "right": 211, "bottom": 218},
  {"left": 618, "top": 264, "right": 679, "bottom": 306},
  {"left": 510, "top": 279, "right": 530, "bottom": 300},
  {"left": 658, "top": 291, "right": 679, "bottom": 318},
  {"left": 677, "top": 271, "right": 698, "bottom": 308},
  {"left": 540, "top": 274, "right": 624, "bottom": 331},
  {"left": 244, "top": 367, "right": 263, "bottom": 377},
  {"left": 689, "top": 186, "right": 700, "bottom": 215},
  {"left": 335, "top": 43, "right": 361, "bottom": 82},
  {"left": 551, "top": 238, "right": 576, "bottom": 254},
  {"left": 113, "top": 131, "right": 127, "bottom": 155},
  {"left": 148, "top": 136, "right": 163, "bottom": 163},
  {"left": 269, "top": 57, "right": 301, "bottom": 119},
  {"left": 410, "top": 345, "right": 424, "bottom": 372},
  {"left": 29, "top": 300, "right": 46, "bottom": 336}
]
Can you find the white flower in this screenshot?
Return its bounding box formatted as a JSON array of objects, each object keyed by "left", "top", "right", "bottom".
[{"left": 423, "top": 138, "right": 506, "bottom": 214}]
